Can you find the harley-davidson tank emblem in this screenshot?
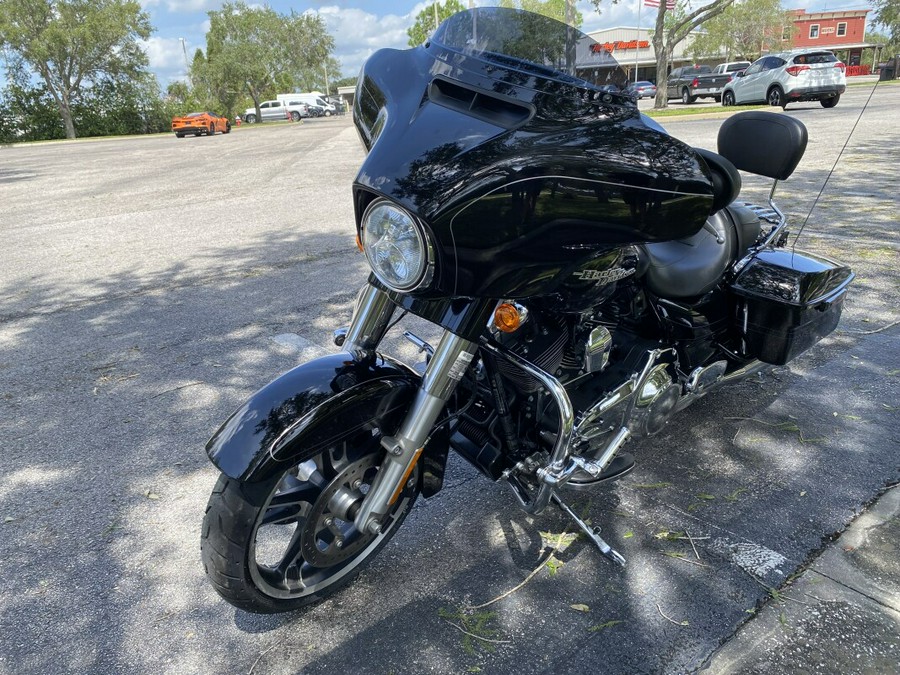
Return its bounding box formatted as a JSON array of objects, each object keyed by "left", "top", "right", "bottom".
[{"left": 573, "top": 267, "right": 635, "bottom": 283}]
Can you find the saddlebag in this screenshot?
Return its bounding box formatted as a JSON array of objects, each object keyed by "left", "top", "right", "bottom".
[{"left": 730, "top": 249, "right": 853, "bottom": 365}]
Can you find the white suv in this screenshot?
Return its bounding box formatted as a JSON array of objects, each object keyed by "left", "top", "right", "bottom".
[{"left": 721, "top": 49, "right": 846, "bottom": 109}]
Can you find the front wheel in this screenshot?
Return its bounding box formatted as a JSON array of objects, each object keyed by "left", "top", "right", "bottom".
[
  {"left": 201, "top": 434, "right": 419, "bottom": 613},
  {"left": 244, "top": 114, "right": 257, "bottom": 124},
  {"left": 722, "top": 91, "right": 735, "bottom": 106},
  {"left": 291, "top": 111, "right": 300, "bottom": 121},
  {"left": 821, "top": 94, "right": 840, "bottom": 108}
]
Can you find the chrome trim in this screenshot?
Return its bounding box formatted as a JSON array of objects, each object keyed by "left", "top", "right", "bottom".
[
  {"left": 551, "top": 492, "right": 626, "bottom": 566},
  {"left": 480, "top": 339, "right": 574, "bottom": 515},
  {"left": 343, "top": 284, "right": 396, "bottom": 359},
  {"left": 574, "top": 380, "right": 634, "bottom": 442},
  {"left": 353, "top": 331, "right": 476, "bottom": 534},
  {"left": 759, "top": 182, "right": 788, "bottom": 249},
  {"left": 584, "top": 325, "right": 612, "bottom": 373},
  {"left": 402, "top": 331, "right": 435, "bottom": 358},
  {"left": 686, "top": 360, "right": 727, "bottom": 394}
]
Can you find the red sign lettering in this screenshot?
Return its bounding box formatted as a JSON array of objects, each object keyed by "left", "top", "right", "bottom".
[{"left": 590, "top": 40, "right": 650, "bottom": 54}]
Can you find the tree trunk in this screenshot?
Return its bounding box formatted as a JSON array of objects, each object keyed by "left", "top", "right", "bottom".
[
  {"left": 60, "top": 100, "right": 76, "bottom": 139},
  {"left": 651, "top": 5, "right": 669, "bottom": 109},
  {"left": 248, "top": 84, "right": 262, "bottom": 122}
]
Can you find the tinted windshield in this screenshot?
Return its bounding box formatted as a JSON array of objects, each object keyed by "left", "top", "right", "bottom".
[{"left": 431, "top": 7, "right": 627, "bottom": 92}]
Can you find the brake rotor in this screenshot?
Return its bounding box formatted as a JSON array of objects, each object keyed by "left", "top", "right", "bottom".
[{"left": 299, "top": 455, "right": 378, "bottom": 568}]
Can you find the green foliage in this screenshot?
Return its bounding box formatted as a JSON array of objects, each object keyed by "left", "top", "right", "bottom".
[
  {"left": 687, "top": 0, "right": 795, "bottom": 62},
  {"left": 438, "top": 607, "right": 503, "bottom": 655},
  {"left": 872, "top": 0, "right": 900, "bottom": 49},
  {"left": 499, "top": 0, "right": 583, "bottom": 27},
  {"left": 0, "top": 0, "right": 153, "bottom": 138},
  {"left": 592, "top": 0, "right": 739, "bottom": 108},
  {"left": 0, "top": 73, "right": 170, "bottom": 142},
  {"left": 203, "top": 1, "right": 335, "bottom": 119},
  {"left": 407, "top": 0, "right": 467, "bottom": 46}
]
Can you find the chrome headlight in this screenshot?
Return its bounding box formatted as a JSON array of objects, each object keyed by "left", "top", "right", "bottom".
[{"left": 361, "top": 199, "right": 433, "bottom": 292}]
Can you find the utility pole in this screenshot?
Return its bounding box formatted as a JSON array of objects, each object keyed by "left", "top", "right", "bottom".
[
  {"left": 179, "top": 37, "right": 189, "bottom": 74},
  {"left": 434, "top": 1, "right": 439, "bottom": 31}
]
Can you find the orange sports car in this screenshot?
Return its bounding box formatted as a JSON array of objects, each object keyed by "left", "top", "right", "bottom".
[{"left": 171, "top": 112, "right": 231, "bottom": 137}]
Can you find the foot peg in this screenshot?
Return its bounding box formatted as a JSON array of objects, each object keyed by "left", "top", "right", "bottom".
[
  {"left": 551, "top": 493, "right": 626, "bottom": 567},
  {"left": 566, "top": 452, "right": 635, "bottom": 489}
]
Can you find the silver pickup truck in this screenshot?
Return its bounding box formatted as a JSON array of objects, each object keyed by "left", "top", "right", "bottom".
[{"left": 667, "top": 62, "right": 751, "bottom": 103}]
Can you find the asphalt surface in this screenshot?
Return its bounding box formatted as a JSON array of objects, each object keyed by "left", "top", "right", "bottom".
[{"left": 1, "top": 86, "right": 898, "bottom": 674}]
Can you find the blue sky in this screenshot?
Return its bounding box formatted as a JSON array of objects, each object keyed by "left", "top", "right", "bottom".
[{"left": 140, "top": 0, "right": 879, "bottom": 86}]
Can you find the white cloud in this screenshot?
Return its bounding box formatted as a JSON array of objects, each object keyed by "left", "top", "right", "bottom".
[
  {"left": 141, "top": 36, "right": 190, "bottom": 73},
  {"left": 311, "top": 5, "right": 423, "bottom": 76},
  {"left": 141, "top": 0, "right": 219, "bottom": 10}
]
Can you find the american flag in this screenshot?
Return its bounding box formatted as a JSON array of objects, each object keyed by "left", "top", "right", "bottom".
[{"left": 644, "top": 0, "right": 676, "bottom": 8}]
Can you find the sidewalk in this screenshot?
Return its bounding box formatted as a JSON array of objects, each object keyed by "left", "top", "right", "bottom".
[{"left": 701, "top": 485, "right": 900, "bottom": 673}]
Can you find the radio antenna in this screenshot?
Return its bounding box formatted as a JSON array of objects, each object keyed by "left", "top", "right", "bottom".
[{"left": 791, "top": 80, "right": 882, "bottom": 249}]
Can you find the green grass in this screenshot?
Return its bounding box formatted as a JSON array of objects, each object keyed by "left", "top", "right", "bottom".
[{"left": 645, "top": 104, "right": 769, "bottom": 118}]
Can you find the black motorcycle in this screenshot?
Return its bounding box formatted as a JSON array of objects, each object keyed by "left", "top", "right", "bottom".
[{"left": 200, "top": 8, "right": 853, "bottom": 613}]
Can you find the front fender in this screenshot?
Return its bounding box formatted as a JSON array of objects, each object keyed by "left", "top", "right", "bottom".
[{"left": 206, "top": 352, "right": 423, "bottom": 483}]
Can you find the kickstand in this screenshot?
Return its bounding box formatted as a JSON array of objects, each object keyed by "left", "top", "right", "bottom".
[{"left": 551, "top": 492, "right": 626, "bottom": 567}]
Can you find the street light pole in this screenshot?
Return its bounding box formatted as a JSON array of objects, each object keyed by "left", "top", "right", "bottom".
[{"left": 179, "top": 37, "right": 189, "bottom": 73}]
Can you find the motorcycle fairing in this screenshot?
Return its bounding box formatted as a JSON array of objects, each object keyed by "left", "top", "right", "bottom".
[
  {"left": 205, "top": 353, "right": 449, "bottom": 494},
  {"left": 353, "top": 8, "right": 717, "bottom": 300}
]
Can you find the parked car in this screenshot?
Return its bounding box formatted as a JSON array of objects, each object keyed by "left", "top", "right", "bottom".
[
  {"left": 280, "top": 93, "right": 336, "bottom": 116},
  {"left": 278, "top": 99, "right": 311, "bottom": 120},
  {"left": 721, "top": 50, "right": 846, "bottom": 109},
  {"left": 171, "top": 112, "right": 230, "bottom": 137},
  {"left": 242, "top": 100, "right": 293, "bottom": 123},
  {"left": 712, "top": 61, "right": 752, "bottom": 77},
  {"left": 666, "top": 65, "right": 733, "bottom": 103},
  {"left": 625, "top": 80, "right": 657, "bottom": 99}
]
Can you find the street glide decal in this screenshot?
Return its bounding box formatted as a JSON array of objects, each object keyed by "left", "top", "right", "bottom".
[{"left": 573, "top": 267, "right": 635, "bottom": 283}]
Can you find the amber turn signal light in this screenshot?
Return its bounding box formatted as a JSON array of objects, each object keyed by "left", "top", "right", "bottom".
[
  {"left": 494, "top": 303, "right": 522, "bottom": 333},
  {"left": 355, "top": 233, "right": 364, "bottom": 252}
]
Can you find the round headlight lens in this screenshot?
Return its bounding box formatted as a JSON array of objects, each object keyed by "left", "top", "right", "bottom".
[{"left": 362, "top": 201, "right": 430, "bottom": 291}]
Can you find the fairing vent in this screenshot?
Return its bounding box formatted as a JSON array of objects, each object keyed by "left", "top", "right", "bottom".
[{"left": 428, "top": 77, "right": 534, "bottom": 129}]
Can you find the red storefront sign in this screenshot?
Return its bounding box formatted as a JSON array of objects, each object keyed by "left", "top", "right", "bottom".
[{"left": 590, "top": 40, "right": 650, "bottom": 54}]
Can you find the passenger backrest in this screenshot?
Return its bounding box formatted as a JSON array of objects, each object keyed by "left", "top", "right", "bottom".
[{"left": 717, "top": 112, "right": 808, "bottom": 180}]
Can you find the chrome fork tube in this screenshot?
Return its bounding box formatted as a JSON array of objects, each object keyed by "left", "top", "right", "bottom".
[
  {"left": 343, "top": 284, "right": 396, "bottom": 360},
  {"left": 354, "top": 330, "right": 477, "bottom": 535}
]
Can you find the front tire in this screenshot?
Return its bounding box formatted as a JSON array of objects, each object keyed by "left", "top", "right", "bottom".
[
  {"left": 201, "top": 435, "right": 419, "bottom": 613},
  {"left": 291, "top": 111, "right": 300, "bottom": 121},
  {"left": 821, "top": 94, "right": 840, "bottom": 108},
  {"left": 245, "top": 114, "right": 257, "bottom": 124},
  {"left": 722, "top": 90, "right": 736, "bottom": 106}
]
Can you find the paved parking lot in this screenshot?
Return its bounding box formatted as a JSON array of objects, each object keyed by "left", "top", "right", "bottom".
[{"left": 1, "top": 87, "right": 898, "bottom": 674}]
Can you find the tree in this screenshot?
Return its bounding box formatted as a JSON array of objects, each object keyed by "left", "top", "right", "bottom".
[
  {"left": 0, "top": 0, "right": 152, "bottom": 139},
  {"left": 872, "top": 0, "right": 900, "bottom": 52},
  {"left": 204, "top": 2, "right": 335, "bottom": 122},
  {"left": 687, "top": 0, "right": 794, "bottom": 63},
  {"left": 407, "top": 0, "right": 466, "bottom": 47},
  {"left": 499, "top": 0, "right": 583, "bottom": 27},
  {"left": 592, "top": 0, "right": 738, "bottom": 109}
]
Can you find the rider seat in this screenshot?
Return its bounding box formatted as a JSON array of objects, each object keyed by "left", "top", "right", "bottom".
[{"left": 641, "top": 112, "right": 809, "bottom": 300}]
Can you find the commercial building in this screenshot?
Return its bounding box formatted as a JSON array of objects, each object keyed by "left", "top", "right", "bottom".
[{"left": 787, "top": 9, "right": 880, "bottom": 74}]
